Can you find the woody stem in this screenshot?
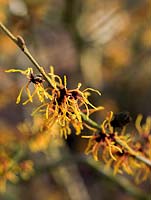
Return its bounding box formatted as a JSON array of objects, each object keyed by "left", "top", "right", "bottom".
[{"left": 0, "top": 22, "right": 52, "bottom": 87}]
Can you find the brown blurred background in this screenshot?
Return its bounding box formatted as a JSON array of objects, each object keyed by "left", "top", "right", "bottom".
[{"left": 0, "top": 0, "right": 151, "bottom": 199}]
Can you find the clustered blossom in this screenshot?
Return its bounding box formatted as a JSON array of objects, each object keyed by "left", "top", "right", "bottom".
[
  {"left": 17, "top": 115, "right": 54, "bottom": 152},
  {"left": 6, "top": 66, "right": 103, "bottom": 138},
  {"left": 2, "top": 22, "right": 151, "bottom": 196},
  {"left": 133, "top": 115, "right": 151, "bottom": 183},
  {"left": 83, "top": 112, "right": 130, "bottom": 161},
  {"left": 5, "top": 66, "right": 151, "bottom": 186},
  {"left": 5, "top": 68, "right": 48, "bottom": 105},
  {"left": 135, "top": 114, "right": 151, "bottom": 158},
  {"left": 0, "top": 150, "right": 34, "bottom": 192},
  {"left": 83, "top": 111, "right": 151, "bottom": 183},
  {"left": 0, "top": 123, "right": 34, "bottom": 192}
]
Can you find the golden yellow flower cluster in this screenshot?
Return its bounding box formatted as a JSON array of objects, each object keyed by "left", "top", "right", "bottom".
[
  {"left": 6, "top": 66, "right": 103, "bottom": 138},
  {"left": 0, "top": 147, "right": 34, "bottom": 192},
  {"left": 0, "top": 122, "right": 34, "bottom": 192},
  {"left": 83, "top": 112, "right": 151, "bottom": 183},
  {"left": 5, "top": 66, "right": 151, "bottom": 185}
]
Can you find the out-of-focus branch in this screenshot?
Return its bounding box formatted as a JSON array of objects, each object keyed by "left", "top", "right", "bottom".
[
  {"left": 84, "top": 157, "right": 149, "bottom": 200},
  {"left": 47, "top": 140, "right": 91, "bottom": 200},
  {"left": 35, "top": 155, "right": 148, "bottom": 200}
]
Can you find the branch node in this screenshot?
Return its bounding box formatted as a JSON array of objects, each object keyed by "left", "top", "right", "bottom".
[{"left": 17, "top": 35, "right": 26, "bottom": 51}]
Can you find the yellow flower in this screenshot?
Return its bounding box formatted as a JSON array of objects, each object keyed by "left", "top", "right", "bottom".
[
  {"left": 6, "top": 66, "right": 103, "bottom": 138},
  {"left": 5, "top": 68, "right": 48, "bottom": 105},
  {"left": 83, "top": 112, "right": 138, "bottom": 174},
  {"left": 135, "top": 115, "right": 151, "bottom": 159},
  {"left": 135, "top": 114, "right": 151, "bottom": 137},
  {"left": 29, "top": 132, "right": 51, "bottom": 152},
  {"left": 134, "top": 164, "right": 151, "bottom": 184},
  {"left": 19, "top": 160, "right": 34, "bottom": 180},
  {"left": 0, "top": 152, "right": 19, "bottom": 192},
  {"left": 18, "top": 115, "right": 52, "bottom": 152},
  {"left": 33, "top": 66, "right": 103, "bottom": 138}
]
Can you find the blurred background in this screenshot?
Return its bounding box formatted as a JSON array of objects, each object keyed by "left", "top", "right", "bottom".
[{"left": 0, "top": 0, "right": 151, "bottom": 199}]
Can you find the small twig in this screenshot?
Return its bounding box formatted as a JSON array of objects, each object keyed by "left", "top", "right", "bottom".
[
  {"left": 1, "top": 22, "right": 151, "bottom": 168},
  {"left": 0, "top": 22, "right": 52, "bottom": 86},
  {"left": 135, "top": 155, "right": 151, "bottom": 167}
]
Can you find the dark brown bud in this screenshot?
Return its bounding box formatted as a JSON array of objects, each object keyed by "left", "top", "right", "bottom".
[{"left": 110, "top": 112, "right": 132, "bottom": 130}]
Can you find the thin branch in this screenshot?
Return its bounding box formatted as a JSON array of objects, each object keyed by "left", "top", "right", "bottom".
[
  {"left": 47, "top": 142, "right": 91, "bottom": 200},
  {"left": 0, "top": 22, "right": 52, "bottom": 86},
  {"left": 19, "top": 154, "right": 148, "bottom": 199},
  {"left": 40, "top": 155, "right": 150, "bottom": 199},
  {"left": 1, "top": 22, "right": 151, "bottom": 168}
]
